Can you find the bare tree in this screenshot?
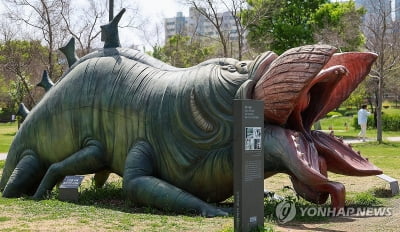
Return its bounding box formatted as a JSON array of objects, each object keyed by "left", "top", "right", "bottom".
[
  {"left": 220, "top": 0, "right": 247, "bottom": 60},
  {"left": 0, "top": 39, "right": 49, "bottom": 108},
  {"left": 0, "top": 18, "right": 18, "bottom": 42},
  {"left": 2, "top": 0, "right": 67, "bottom": 80},
  {"left": 185, "top": 0, "right": 230, "bottom": 57},
  {"left": 362, "top": 0, "right": 400, "bottom": 143},
  {"left": 184, "top": 0, "right": 270, "bottom": 59},
  {"left": 59, "top": 0, "right": 107, "bottom": 56}
]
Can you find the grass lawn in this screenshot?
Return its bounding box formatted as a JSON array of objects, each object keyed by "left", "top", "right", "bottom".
[
  {"left": 0, "top": 122, "right": 17, "bottom": 153},
  {"left": 0, "top": 120, "right": 400, "bottom": 231},
  {"left": 319, "top": 116, "right": 400, "bottom": 140},
  {"left": 318, "top": 106, "right": 400, "bottom": 139}
]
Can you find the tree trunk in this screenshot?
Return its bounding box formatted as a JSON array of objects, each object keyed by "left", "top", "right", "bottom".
[
  {"left": 376, "top": 78, "right": 383, "bottom": 143},
  {"left": 238, "top": 34, "right": 242, "bottom": 61}
]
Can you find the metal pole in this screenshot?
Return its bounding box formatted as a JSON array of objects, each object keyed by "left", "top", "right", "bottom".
[{"left": 109, "top": 0, "right": 114, "bottom": 21}]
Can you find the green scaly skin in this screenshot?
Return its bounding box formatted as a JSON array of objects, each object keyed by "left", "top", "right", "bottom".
[
  {"left": 0, "top": 48, "right": 249, "bottom": 216},
  {"left": 0, "top": 43, "right": 382, "bottom": 216}
]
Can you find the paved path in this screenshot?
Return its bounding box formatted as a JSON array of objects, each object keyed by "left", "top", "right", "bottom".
[
  {"left": 344, "top": 136, "right": 400, "bottom": 144},
  {"left": 0, "top": 137, "right": 399, "bottom": 161},
  {"left": 387, "top": 137, "right": 400, "bottom": 142}
]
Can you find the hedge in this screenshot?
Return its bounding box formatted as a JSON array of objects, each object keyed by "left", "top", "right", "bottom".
[{"left": 353, "top": 113, "right": 400, "bottom": 131}]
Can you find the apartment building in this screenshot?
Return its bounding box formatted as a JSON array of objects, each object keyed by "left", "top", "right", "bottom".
[
  {"left": 164, "top": 7, "right": 240, "bottom": 43},
  {"left": 355, "top": 0, "right": 399, "bottom": 21}
]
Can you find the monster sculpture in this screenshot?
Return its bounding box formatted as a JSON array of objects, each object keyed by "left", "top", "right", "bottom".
[{"left": 0, "top": 9, "right": 382, "bottom": 217}]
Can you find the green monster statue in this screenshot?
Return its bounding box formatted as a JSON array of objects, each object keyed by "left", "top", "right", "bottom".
[{"left": 0, "top": 9, "right": 381, "bottom": 217}]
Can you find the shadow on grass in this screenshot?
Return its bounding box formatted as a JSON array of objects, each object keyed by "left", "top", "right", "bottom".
[
  {"left": 264, "top": 187, "right": 396, "bottom": 232},
  {"left": 3, "top": 133, "right": 16, "bottom": 136},
  {"left": 67, "top": 181, "right": 234, "bottom": 217},
  {"left": 372, "top": 187, "right": 393, "bottom": 198}
]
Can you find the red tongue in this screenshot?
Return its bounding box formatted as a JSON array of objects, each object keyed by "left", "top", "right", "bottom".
[
  {"left": 264, "top": 125, "right": 328, "bottom": 184},
  {"left": 291, "top": 156, "right": 346, "bottom": 209},
  {"left": 311, "top": 130, "right": 382, "bottom": 176},
  {"left": 280, "top": 127, "right": 328, "bottom": 185}
]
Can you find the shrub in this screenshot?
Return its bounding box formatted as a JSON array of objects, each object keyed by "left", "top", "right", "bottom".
[
  {"left": 347, "top": 192, "right": 382, "bottom": 207},
  {"left": 353, "top": 112, "right": 400, "bottom": 131},
  {"left": 0, "top": 108, "right": 14, "bottom": 122},
  {"left": 382, "top": 113, "right": 400, "bottom": 131},
  {"left": 344, "top": 110, "right": 357, "bottom": 116},
  {"left": 326, "top": 111, "right": 343, "bottom": 117},
  {"left": 352, "top": 115, "right": 374, "bottom": 129}
]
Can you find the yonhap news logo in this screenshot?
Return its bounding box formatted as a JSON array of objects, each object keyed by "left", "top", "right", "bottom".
[
  {"left": 275, "top": 201, "right": 296, "bottom": 224},
  {"left": 275, "top": 200, "right": 393, "bottom": 224}
]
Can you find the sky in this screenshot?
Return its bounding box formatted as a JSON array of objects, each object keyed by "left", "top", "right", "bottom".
[
  {"left": 134, "top": 0, "right": 186, "bottom": 18},
  {"left": 0, "top": 0, "right": 188, "bottom": 51},
  {"left": 119, "top": 0, "right": 187, "bottom": 51}
]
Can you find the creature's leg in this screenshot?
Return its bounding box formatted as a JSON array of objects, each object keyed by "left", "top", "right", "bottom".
[
  {"left": 93, "top": 170, "right": 111, "bottom": 188},
  {"left": 33, "top": 138, "right": 106, "bottom": 199},
  {"left": 123, "top": 141, "right": 228, "bottom": 217},
  {"left": 2, "top": 150, "right": 45, "bottom": 197}
]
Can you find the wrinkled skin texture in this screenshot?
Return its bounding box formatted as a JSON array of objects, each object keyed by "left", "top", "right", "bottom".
[
  {"left": 0, "top": 44, "right": 381, "bottom": 217},
  {"left": 255, "top": 45, "right": 382, "bottom": 208}
]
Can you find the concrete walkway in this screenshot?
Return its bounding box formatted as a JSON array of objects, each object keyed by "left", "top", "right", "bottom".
[
  {"left": 344, "top": 136, "right": 400, "bottom": 144},
  {"left": 0, "top": 153, "right": 6, "bottom": 160}
]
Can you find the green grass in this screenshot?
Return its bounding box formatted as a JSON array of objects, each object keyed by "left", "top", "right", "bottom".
[
  {"left": 318, "top": 107, "right": 400, "bottom": 138},
  {"left": 0, "top": 167, "right": 234, "bottom": 231},
  {"left": 319, "top": 115, "right": 400, "bottom": 140},
  {"left": 0, "top": 122, "right": 17, "bottom": 153},
  {"left": 347, "top": 192, "right": 383, "bottom": 207},
  {"left": 349, "top": 142, "right": 400, "bottom": 177},
  {"left": 0, "top": 159, "right": 275, "bottom": 231},
  {"left": 0, "top": 195, "right": 234, "bottom": 231},
  {"left": 1, "top": 113, "right": 399, "bottom": 230}
]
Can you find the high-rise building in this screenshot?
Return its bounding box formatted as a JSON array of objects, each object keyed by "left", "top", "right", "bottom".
[
  {"left": 394, "top": 0, "right": 400, "bottom": 21},
  {"left": 164, "top": 7, "right": 240, "bottom": 43},
  {"left": 355, "top": 0, "right": 398, "bottom": 21}
]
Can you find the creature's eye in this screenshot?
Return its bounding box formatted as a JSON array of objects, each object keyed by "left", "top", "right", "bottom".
[
  {"left": 221, "top": 64, "right": 237, "bottom": 73},
  {"left": 235, "top": 62, "right": 249, "bottom": 74}
]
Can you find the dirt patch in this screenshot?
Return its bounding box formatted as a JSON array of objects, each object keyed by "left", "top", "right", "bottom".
[
  {"left": 275, "top": 198, "right": 400, "bottom": 232},
  {"left": 265, "top": 173, "right": 399, "bottom": 232},
  {"left": 1, "top": 166, "right": 398, "bottom": 231},
  {"left": 264, "top": 173, "right": 388, "bottom": 195}
]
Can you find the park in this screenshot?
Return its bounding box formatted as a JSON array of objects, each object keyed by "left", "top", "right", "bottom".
[{"left": 1, "top": 0, "right": 400, "bottom": 231}]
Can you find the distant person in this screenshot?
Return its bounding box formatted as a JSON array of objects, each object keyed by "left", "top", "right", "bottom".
[{"left": 357, "top": 104, "right": 371, "bottom": 142}]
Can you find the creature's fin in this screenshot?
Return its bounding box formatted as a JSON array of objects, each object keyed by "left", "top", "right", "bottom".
[
  {"left": 16, "top": 103, "right": 29, "bottom": 119},
  {"left": 36, "top": 70, "right": 54, "bottom": 92},
  {"left": 59, "top": 37, "right": 79, "bottom": 67},
  {"left": 101, "top": 8, "right": 126, "bottom": 48}
]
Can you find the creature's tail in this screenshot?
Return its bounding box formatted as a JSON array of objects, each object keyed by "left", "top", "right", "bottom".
[{"left": 0, "top": 142, "right": 21, "bottom": 191}]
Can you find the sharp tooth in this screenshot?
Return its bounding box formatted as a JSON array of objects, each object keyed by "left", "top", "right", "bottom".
[
  {"left": 297, "top": 151, "right": 304, "bottom": 158},
  {"left": 294, "top": 142, "right": 299, "bottom": 148}
]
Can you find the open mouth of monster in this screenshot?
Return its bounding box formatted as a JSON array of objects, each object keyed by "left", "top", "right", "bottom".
[{"left": 252, "top": 45, "right": 382, "bottom": 208}]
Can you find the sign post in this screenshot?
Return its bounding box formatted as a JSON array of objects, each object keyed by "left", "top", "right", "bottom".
[
  {"left": 59, "top": 175, "right": 84, "bottom": 202},
  {"left": 233, "top": 99, "right": 264, "bottom": 231}
]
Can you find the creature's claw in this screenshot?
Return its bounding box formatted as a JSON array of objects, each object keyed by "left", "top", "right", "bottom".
[
  {"left": 200, "top": 205, "right": 229, "bottom": 217},
  {"left": 33, "top": 138, "right": 106, "bottom": 199}
]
